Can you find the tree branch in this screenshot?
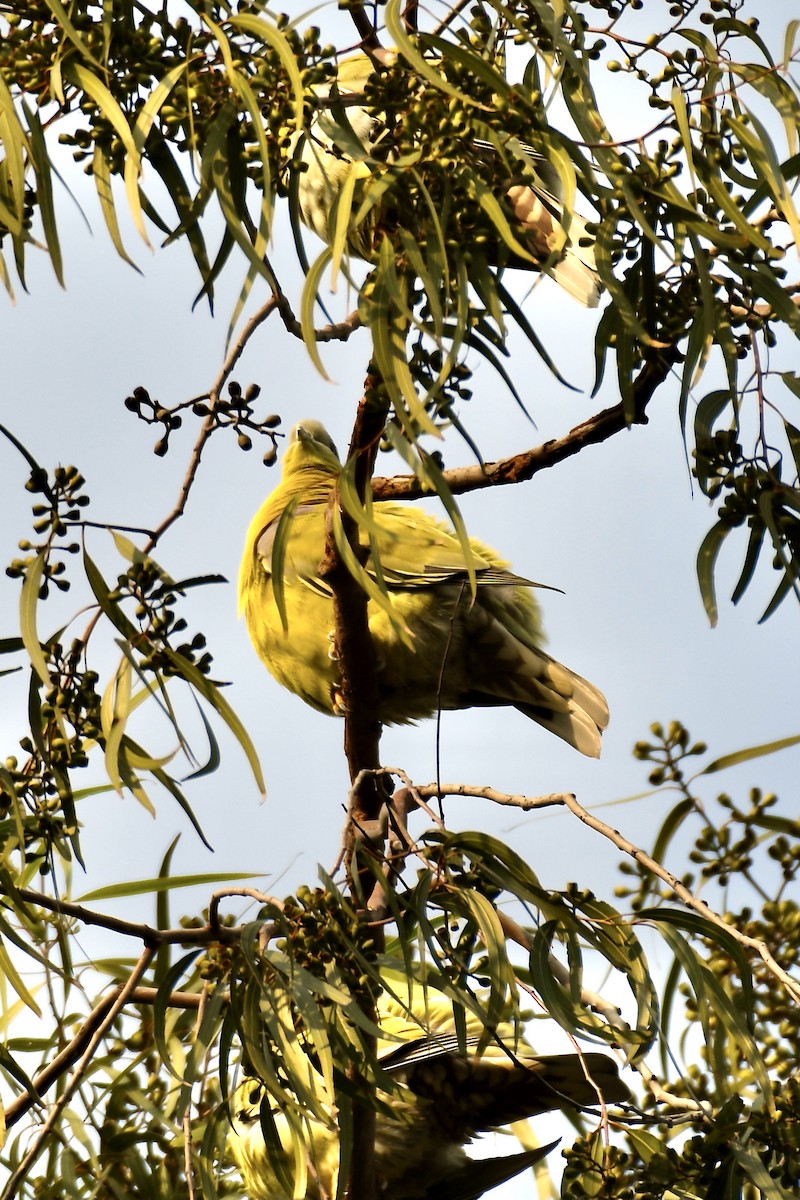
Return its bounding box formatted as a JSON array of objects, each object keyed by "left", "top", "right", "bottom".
[
  {"left": 422, "top": 778, "right": 800, "bottom": 1002},
  {"left": 273, "top": 291, "right": 363, "bottom": 343},
  {"left": 346, "top": 3, "right": 384, "bottom": 60},
  {"left": 372, "top": 351, "right": 675, "bottom": 501},
  {"left": 3, "top": 985, "right": 208, "bottom": 1129},
  {"left": 558, "top": 791, "right": 800, "bottom": 1006},
  {"left": 7, "top": 885, "right": 252, "bottom": 946}
]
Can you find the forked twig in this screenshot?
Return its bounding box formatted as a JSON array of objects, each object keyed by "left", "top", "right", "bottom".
[{"left": 147, "top": 296, "right": 281, "bottom": 549}]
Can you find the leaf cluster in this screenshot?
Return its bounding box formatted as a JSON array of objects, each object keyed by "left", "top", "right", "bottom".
[{"left": 0, "top": 434, "right": 264, "bottom": 875}]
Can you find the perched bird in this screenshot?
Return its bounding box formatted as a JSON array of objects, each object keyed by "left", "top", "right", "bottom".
[
  {"left": 239, "top": 422, "right": 609, "bottom": 756},
  {"left": 228, "top": 979, "right": 628, "bottom": 1200},
  {"left": 293, "top": 52, "right": 601, "bottom": 306}
]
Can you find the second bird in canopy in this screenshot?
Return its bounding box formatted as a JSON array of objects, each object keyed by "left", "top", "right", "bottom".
[{"left": 291, "top": 49, "right": 602, "bottom": 307}]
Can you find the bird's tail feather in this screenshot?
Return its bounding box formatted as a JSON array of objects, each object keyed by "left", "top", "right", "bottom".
[
  {"left": 465, "top": 607, "right": 609, "bottom": 756},
  {"left": 425, "top": 1144, "right": 557, "bottom": 1200},
  {"left": 547, "top": 251, "right": 601, "bottom": 307}
]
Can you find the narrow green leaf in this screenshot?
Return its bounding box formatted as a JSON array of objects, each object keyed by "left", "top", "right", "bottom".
[
  {"left": 729, "top": 1141, "right": 797, "bottom": 1200},
  {"left": 162, "top": 647, "right": 265, "bottom": 798},
  {"left": 300, "top": 248, "right": 335, "bottom": 379},
  {"left": 694, "top": 388, "right": 736, "bottom": 448},
  {"left": 649, "top": 915, "right": 768, "bottom": 1100},
  {"left": 19, "top": 552, "right": 50, "bottom": 686},
  {"left": 783, "top": 416, "right": 800, "bottom": 476},
  {"left": 182, "top": 697, "right": 222, "bottom": 782},
  {"left": 385, "top": 5, "right": 480, "bottom": 105},
  {"left": 0, "top": 937, "right": 42, "bottom": 1017},
  {"left": 329, "top": 503, "right": 408, "bottom": 638},
  {"left": 83, "top": 548, "right": 138, "bottom": 639},
  {"left": 650, "top": 798, "right": 697, "bottom": 872},
  {"left": 699, "top": 732, "right": 800, "bottom": 775},
  {"left": 0, "top": 79, "right": 30, "bottom": 239},
  {"left": 680, "top": 237, "right": 716, "bottom": 422},
  {"left": 227, "top": 12, "right": 306, "bottom": 127},
  {"left": 67, "top": 64, "right": 146, "bottom": 241},
  {"left": 696, "top": 522, "right": 731, "bottom": 626},
  {"left": 267, "top": 494, "right": 300, "bottom": 633},
  {"left": 152, "top": 951, "right": 203, "bottom": 1083},
  {"left": 101, "top": 657, "right": 135, "bottom": 798},
  {"left": 759, "top": 569, "right": 795, "bottom": 624},
  {"left": 91, "top": 145, "right": 139, "bottom": 268},
  {"left": 77, "top": 871, "right": 260, "bottom": 903},
  {"left": 329, "top": 161, "right": 362, "bottom": 284},
  {"left": 729, "top": 106, "right": 800, "bottom": 250},
  {"left": 22, "top": 102, "right": 64, "bottom": 286},
  {"left": 495, "top": 278, "right": 576, "bottom": 388},
  {"left": 730, "top": 519, "right": 765, "bottom": 606},
  {"left": 671, "top": 83, "right": 697, "bottom": 192}
]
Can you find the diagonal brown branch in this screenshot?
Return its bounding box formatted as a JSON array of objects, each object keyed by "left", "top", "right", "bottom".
[
  {"left": 558, "top": 790, "right": 800, "bottom": 1006},
  {"left": 7, "top": 884, "right": 257, "bottom": 945},
  {"left": 372, "top": 350, "right": 675, "bottom": 501},
  {"left": 4, "top": 986, "right": 211, "bottom": 1129}
]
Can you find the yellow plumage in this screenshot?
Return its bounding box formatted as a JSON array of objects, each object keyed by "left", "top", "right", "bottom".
[
  {"left": 239, "top": 422, "right": 609, "bottom": 756},
  {"left": 294, "top": 52, "right": 601, "bottom": 306},
  {"left": 228, "top": 977, "right": 627, "bottom": 1200}
]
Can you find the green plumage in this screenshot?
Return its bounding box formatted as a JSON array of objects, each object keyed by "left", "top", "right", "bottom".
[
  {"left": 239, "top": 422, "right": 609, "bottom": 756},
  {"left": 295, "top": 53, "right": 602, "bottom": 306},
  {"left": 228, "top": 977, "right": 628, "bottom": 1200}
]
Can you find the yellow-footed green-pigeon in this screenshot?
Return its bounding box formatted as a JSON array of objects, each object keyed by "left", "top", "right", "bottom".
[{"left": 239, "top": 422, "right": 609, "bottom": 756}]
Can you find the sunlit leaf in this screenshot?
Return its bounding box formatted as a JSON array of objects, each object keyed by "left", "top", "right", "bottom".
[
  {"left": 698, "top": 732, "right": 800, "bottom": 775},
  {"left": 77, "top": 872, "right": 260, "bottom": 902}
]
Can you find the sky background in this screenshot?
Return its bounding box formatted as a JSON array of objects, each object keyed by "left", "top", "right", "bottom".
[{"left": 0, "top": 2, "right": 798, "bottom": 1193}]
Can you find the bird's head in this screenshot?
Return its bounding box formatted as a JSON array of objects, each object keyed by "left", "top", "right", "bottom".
[{"left": 282, "top": 420, "right": 342, "bottom": 478}]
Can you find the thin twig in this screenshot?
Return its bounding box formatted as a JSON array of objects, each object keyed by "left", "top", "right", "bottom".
[
  {"left": 4, "top": 986, "right": 217, "bottom": 1128},
  {"left": 147, "top": 296, "right": 280, "bottom": 549},
  {"left": 209, "top": 887, "right": 282, "bottom": 933},
  {"left": 183, "top": 984, "right": 211, "bottom": 1200},
  {"left": 559, "top": 792, "right": 800, "bottom": 1005},
  {"left": 414, "top": 782, "right": 570, "bottom": 810},
  {"left": 1, "top": 947, "right": 154, "bottom": 1200},
  {"left": 273, "top": 292, "right": 363, "bottom": 343},
  {"left": 7, "top": 885, "right": 246, "bottom": 946}
]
